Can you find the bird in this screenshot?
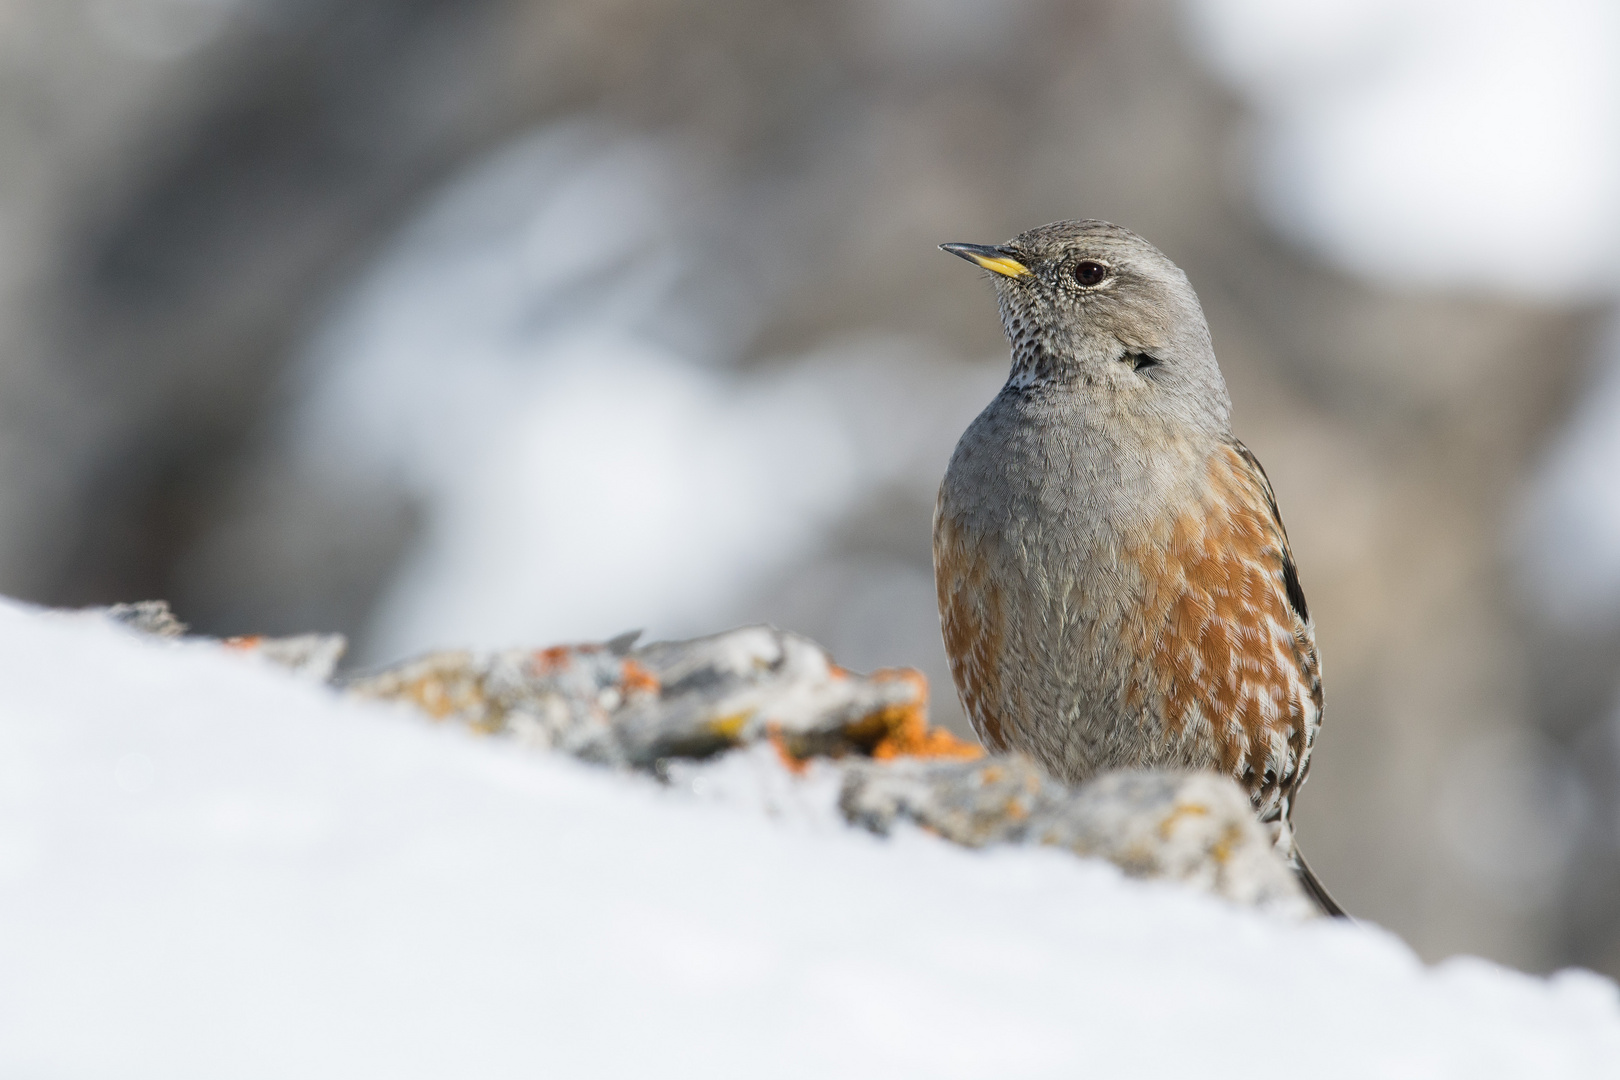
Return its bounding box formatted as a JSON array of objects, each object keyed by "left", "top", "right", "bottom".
[{"left": 934, "top": 220, "right": 1342, "bottom": 916}]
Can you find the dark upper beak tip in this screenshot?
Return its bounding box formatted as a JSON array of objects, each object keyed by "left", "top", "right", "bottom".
[{"left": 940, "top": 242, "right": 1002, "bottom": 261}]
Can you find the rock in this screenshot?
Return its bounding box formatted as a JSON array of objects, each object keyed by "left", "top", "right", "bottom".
[
  {"left": 88, "top": 600, "right": 348, "bottom": 681},
  {"left": 840, "top": 756, "right": 1312, "bottom": 915},
  {"left": 840, "top": 751, "right": 1061, "bottom": 846},
  {"left": 350, "top": 625, "right": 1307, "bottom": 912},
  {"left": 101, "top": 606, "right": 1306, "bottom": 914},
  {"left": 345, "top": 625, "right": 982, "bottom": 770},
  {"left": 99, "top": 600, "right": 187, "bottom": 638},
  {"left": 225, "top": 633, "right": 349, "bottom": 683}
]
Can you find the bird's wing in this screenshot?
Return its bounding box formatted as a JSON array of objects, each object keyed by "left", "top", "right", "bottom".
[
  {"left": 1140, "top": 439, "right": 1323, "bottom": 822},
  {"left": 1229, "top": 440, "right": 1312, "bottom": 625}
]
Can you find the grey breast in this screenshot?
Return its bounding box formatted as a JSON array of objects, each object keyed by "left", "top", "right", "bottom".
[{"left": 938, "top": 384, "right": 1157, "bottom": 781}]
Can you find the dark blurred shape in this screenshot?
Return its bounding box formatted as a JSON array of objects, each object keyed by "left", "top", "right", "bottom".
[{"left": 40, "top": 0, "right": 525, "bottom": 628}]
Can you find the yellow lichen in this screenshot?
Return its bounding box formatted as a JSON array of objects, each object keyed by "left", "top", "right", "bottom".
[
  {"left": 1210, "top": 822, "right": 1244, "bottom": 866},
  {"left": 706, "top": 711, "right": 753, "bottom": 740},
  {"left": 1157, "top": 801, "right": 1210, "bottom": 841}
]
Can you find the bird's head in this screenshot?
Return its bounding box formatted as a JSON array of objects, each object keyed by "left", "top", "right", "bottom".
[{"left": 942, "top": 219, "right": 1231, "bottom": 437}]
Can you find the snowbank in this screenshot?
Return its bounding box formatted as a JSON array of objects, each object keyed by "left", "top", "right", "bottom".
[{"left": 1, "top": 599, "right": 1617, "bottom": 1078}]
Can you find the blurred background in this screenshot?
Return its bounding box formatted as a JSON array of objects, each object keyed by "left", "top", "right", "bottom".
[{"left": 2, "top": 0, "right": 1618, "bottom": 976}]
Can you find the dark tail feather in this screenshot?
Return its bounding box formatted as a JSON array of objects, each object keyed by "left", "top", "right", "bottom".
[{"left": 1293, "top": 848, "right": 1348, "bottom": 918}]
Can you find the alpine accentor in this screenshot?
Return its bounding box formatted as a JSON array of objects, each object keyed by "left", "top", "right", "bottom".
[{"left": 935, "top": 220, "right": 1341, "bottom": 914}]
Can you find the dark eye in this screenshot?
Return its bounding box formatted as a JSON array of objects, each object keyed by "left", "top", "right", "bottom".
[{"left": 1074, "top": 260, "right": 1109, "bottom": 287}]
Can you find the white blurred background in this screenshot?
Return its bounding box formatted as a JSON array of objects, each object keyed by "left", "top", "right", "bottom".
[{"left": 2, "top": 0, "right": 1619, "bottom": 975}]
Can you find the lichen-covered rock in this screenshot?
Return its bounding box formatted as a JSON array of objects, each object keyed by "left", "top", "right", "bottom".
[
  {"left": 1043, "top": 770, "right": 1310, "bottom": 912},
  {"left": 345, "top": 625, "right": 982, "bottom": 770},
  {"left": 840, "top": 752, "right": 1063, "bottom": 846},
  {"left": 87, "top": 600, "right": 348, "bottom": 681},
  {"left": 78, "top": 602, "right": 1306, "bottom": 913},
  {"left": 99, "top": 600, "right": 187, "bottom": 639},
  {"left": 840, "top": 755, "right": 1312, "bottom": 915},
  {"left": 224, "top": 633, "right": 349, "bottom": 683}
]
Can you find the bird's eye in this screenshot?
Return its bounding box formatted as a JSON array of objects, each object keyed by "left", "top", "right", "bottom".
[{"left": 1074, "top": 260, "right": 1109, "bottom": 287}]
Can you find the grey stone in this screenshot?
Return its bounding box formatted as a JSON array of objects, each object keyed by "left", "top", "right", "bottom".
[
  {"left": 841, "top": 755, "right": 1312, "bottom": 915},
  {"left": 344, "top": 625, "right": 960, "bottom": 771},
  {"left": 100, "top": 600, "right": 187, "bottom": 639}
]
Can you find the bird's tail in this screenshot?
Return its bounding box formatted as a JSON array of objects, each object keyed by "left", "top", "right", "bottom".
[{"left": 1292, "top": 847, "right": 1347, "bottom": 918}]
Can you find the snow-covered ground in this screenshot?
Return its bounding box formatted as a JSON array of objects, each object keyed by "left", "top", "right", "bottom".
[{"left": 2, "top": 598, "right": 1618, "bottom": 1079}]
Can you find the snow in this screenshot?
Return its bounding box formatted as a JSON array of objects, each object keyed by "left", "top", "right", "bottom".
[{"left": 3, "top": 600, "right": 1619, "bottom": 1078}]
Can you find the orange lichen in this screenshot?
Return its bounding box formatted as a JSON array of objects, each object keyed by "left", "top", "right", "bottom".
[
  {"left": 532, "top": 645, "right": 575, "bottom": 674},
  {"left": 766, "top": 724, "right": 810, "bottom": 775},
  {"left": 871, "top": 714, "right": 982, "bottom": 761},
  {"left": 849, "top": 670, "right": 982, "bottom": 762},
  {"left": 223, "top": 636, "right": 264, "bottom": 650},
  {"left": 403, "top": 673, "right": 488, "bottom": 723},
  {"left": 618, "top": 658, "right": 660, "bottom": 697}
]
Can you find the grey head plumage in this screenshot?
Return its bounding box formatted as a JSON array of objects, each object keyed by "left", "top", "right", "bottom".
[{"left": 941, "top": 220, "right": 1232, "bottom": 447}]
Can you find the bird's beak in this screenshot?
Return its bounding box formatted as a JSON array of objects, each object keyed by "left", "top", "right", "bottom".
[{"left": 940, "top": 242, "right": 1030, "bottom": 278}]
